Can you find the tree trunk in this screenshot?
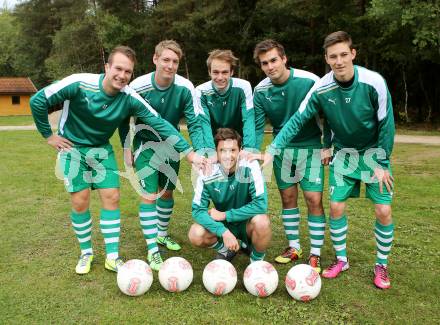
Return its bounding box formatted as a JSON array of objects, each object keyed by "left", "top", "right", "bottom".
[
  {"left": 419, "top": 71, "right": 432, "bottom": 122},
  {"left": 184, "top": 54, "right": 190, "bottom": 80},
  {"left": 402, "top": 69, "right": 409, "bottom": 123}
]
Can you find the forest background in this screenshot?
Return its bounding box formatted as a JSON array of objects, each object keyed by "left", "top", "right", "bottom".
[{"left": 1, "top": 0, "right": 439, "bottom": 124}]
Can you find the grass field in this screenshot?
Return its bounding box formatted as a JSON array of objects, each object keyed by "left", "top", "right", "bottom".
[
  {"left": 0, "top": 115, "right": 34, "bottom": 126},
  {"left": 1, "top": 130, "right": 440, "bottom": 324}
]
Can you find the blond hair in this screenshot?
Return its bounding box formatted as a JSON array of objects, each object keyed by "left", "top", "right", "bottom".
[
  {"left": 206, "top": 49, "right": 238, "bottom": 72},
  {"left": 155, "top": 40, "right": 183, "bottom": 59}
]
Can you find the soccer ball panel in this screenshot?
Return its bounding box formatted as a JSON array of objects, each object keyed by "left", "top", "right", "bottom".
[
  {"left": 243, "top": 261, "right": 279, "bottom": 297},
  {"left": 202, "top": 260, "right": 237, "bottom": 296},
  {"left": 117, "top": 259, "right": 153, "bottom": 296},
  {"left": 158, "top": 257, "right": 193, "bottom": 292},
  {"left": 285, "top": 264, "right": 321, "bottom": 301}
]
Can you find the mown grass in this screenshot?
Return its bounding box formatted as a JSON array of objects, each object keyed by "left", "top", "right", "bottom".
[
  {"left": 0, "top": 115, "right": 34, "bottom": 126},
  {"left": 1, "top": 130, "right": 439, "bottom": 324}
]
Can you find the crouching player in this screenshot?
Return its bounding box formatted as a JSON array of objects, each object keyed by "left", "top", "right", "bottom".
[{"left": 188, "top": 128, "right": 271, "bottom": 263}]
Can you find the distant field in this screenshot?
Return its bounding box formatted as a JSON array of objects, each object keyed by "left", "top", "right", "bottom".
[
  {"left": 1, "top": 130, "right": 439, "bottom": 324},
  {"left": 1, "top": 115, "right": 440, "bottom": 138},
  {"left": 0, "top": 115, "right": 34, "bottom": 126}
]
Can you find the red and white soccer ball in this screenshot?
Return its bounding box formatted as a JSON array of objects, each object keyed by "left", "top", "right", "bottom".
[
  {"left": 117, "top": 259, "right": 153, "bottom": 296},
  {"left": 158, "top": 257, "right": 193, "bottom": 292},
  {"left": 203, "top": 259, "right": 237, "bottom": 296},
  {"left": 243, "top": 261, "right": 279, "bottom": 297},
  {"left": 285, "top": 264, "right": 321, "bottom": 301}
]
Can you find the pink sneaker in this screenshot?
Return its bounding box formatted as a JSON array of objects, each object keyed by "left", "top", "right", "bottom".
[
  {"left": 374, "top": 264, "right": 391, "bottom": 289},
  {"left": 322, "top": 259, "right": 349, "bottom": 279}
]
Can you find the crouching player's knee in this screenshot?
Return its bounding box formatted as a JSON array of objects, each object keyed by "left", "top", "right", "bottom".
[
  {"left": 251, "top": 214, "right": 271, "bottom": 235},
  {"left": 188, "top": 223, "right": 209, "bottom": 247},
  {"left": 249, "top": 214, "right": 271, "bottom": 245}
]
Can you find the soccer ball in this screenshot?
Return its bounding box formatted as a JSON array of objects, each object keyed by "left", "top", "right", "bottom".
[
  {"left": 285, "top": 264, "right": 321, "bottom": 301},
  {"left": 158, "top": 257, "right": 193, "bottom": 292},
  {"left": 202, "top": 259, "right": 237, "bottom": 296},
  {"left": 243, "top": 261, "right": 279, "bottom": 297},
  {"left": 117, "top": 259, "right": 153, "bottom": 296}
]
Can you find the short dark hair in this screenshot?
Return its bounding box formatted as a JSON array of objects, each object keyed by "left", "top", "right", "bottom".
[
  {"left": 214, "top": 128, "right": 242, "bottom": 148},
  {"left": 253, "top": 39, "right": 286, "bottom": 65},
  {"left": 108, "top": 45, "right": 137, "bottom": 65},
  {"left": 207, "top": 49, "right": 238, "bottom": 72},
  {"left": 323, "top": 31, "right": 353, "bottom": 53}
]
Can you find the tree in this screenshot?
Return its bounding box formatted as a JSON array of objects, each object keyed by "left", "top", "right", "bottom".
[{"left": 0, "top": 9, "right": 19, "bottom": 76}]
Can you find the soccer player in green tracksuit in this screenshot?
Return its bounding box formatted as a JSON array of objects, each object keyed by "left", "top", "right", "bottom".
[
  {"left": 262, "top": 31, "right": 395, "bottom": 289},
  {"left": 253, "top": 39, "right": 327, "bottom": 272},
  {"left": 189, "top": 128, "right": 271, "bottom": 263},
  {"left": 30, "top": 46, "right": 201, "bottom": 275},
  {"left": 126, "top": 40, "right": 204, "bottom": 271},
  {"left": 196, "top": 49, "right": 256, "bottom": 160}
]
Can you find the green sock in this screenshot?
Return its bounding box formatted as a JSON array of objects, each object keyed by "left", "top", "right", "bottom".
[
  {"left": 330, "top": 215, "right": 348, "bottom": 262},
  {"left": 250, "top": 246, "right": 266, "bottom": 262},
  {"left": 308, "top": 214, "right": 326, "bottom": 256},
  {"left": 282, "top": 208, "right": 300, "bottom": 250},
  {"left": 99, "top": 209, "right": 120, "bottom": 259},
  {"left": 375, "top": 221, "right": 394, "bottom": 265},
  {"left": 209, "top": 240, "right": 227, "bottom": 255},
  {"left": 70, "top": 210, "right": 93, "bottom": 255},
  {"left": 156, "top": 198, "right": 174, "bottom": 237},
  {"left": 139, "top": 203, "right": 158, "bottom": 256}
]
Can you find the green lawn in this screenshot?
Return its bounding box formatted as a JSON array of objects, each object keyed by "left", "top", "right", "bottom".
[
  {"left": 0, "top": 115, "right": 34, "bottom": 126},
  {"left": 395, "top": 124, "right": 440, "bottom": 136},
  {"left": 1, "top": 131, "right": 439, "bottom": 324}
]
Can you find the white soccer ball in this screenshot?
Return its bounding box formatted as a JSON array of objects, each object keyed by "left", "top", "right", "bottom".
[
  {"left": 117, "top": 259, "right": 153, "bottom": 296},
  {"left": 202, "top": 259, "right": 237, "bottom": 296},
  {"left": 158, "top": 257, "right": 193, "bottom": 292},
  {"left": 243, "top": 261, "right": 279, "bottom": 297},
  {"left": 285, "top": 264, "right": 322, "bottom": 301}
]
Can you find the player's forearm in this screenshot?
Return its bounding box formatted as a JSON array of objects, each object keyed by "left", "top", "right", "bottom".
[
  {"left": 254, "top": 108, "right": 266, "bottom": 150},
  {"left": 322, "top": 118, "right": 333, "bottom": 149},
  {"left": 186, "top": 113, "right": 204, "bottom": 151},
  {"left": 192, "top": 209, "right": 227, "bottom": 237},
  {"left": 140, "top": 115, "right": 192, "bottom": 154},
  {"left": 198, "top": 114, "right": 216, "bottom": 152},
  {"left": 269, "top": 113, "right": 301, "bottom": 154},
  {"left": 225, "top": 197, "right": 267, "bottom": 223},
  {"left": 377, "top": 117, "right": 395, "bottom": 165},
  {"left": 118, "top": 118, "right": 130, "bottom": 148},
  {"left": 30, "top": 91, "right": 53, "bottom": 138},
  {"left": 242, "top": 108, "right": 257, "bottom": 150}
]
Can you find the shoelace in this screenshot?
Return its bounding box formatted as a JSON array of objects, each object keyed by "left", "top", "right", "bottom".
[
  {"left": 164, "top": 236, "right": 177, "bottom": 245},
  {"left": 114, "top": 258, "right": 124, "bottom": 270},
  {"left": 376, "top": 266, "right": 388, "bottom": 280},
  {"left": 327, "top": 261, "right": 341, "bottom": 270},
  {"left": 151, "top": 253, "right": 162, "bottom": 264},
  {"left": 79, "top": 255, "right": 91, "bottom": 267}
]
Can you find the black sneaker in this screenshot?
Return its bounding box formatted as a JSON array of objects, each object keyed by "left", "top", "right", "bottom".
[{"left": 215, "top": 249, "right": 237, "bottom": 262}]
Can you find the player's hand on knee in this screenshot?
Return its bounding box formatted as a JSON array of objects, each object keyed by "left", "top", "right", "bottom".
[
  {"left": 321, "top": 148, "right": 332, "bottom": 165},
  {"left": 372, "top": 167, "right": 394, "bottom": 193},
  {"left": 222, "top": 230, "right": 239, "bottom": 251},
  {"left": 47, "top": 134, "right": 73, "bottom": 152}
]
